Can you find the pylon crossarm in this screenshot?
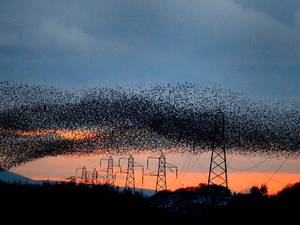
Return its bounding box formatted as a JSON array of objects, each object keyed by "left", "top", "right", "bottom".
[
  {"left": 119, "top": 156, "right": 130, "bottom": 160},
  {"left": 133, "top": 162, "right": 143, "bottom": 168},
  {"left": 148, "top": 153, "right": 162, "bottom": 158},
  {"left": 121, "top": 169, "right": 128, "bottom": 173},
  {"left": 118, "top": 157, "right": 129, "bottom": 166},
  {"left": 96, "top": 169, "right": 107, "bottom": 173},
  {"left": 99, "top": 158, "right": 109, "bottom": 168},
  {"left": 96, "top": 173, "right": 106, "bottom": 179},
  {"left": 147, "top": 156, "right": 160, "bottom": 159},
  {"left": 147, "top": 157, "right": 159, "bottom": 169},
  {"left": 75, "top": 167, "right": 82, "bottom": 176},
  {"left": 166, "top": 164, "right": 178, "bottom": 178},
  {"left": 75, "top": 166, "right": 86, "bottom": 171},
  {"left": 113, "top": 163, "right": 120, "bottom": 168},
  {"left": 165, "top": 162, "right": 176, "bottom": 167},
  {"left": 75, "top": 166, "right": 87, "bottom": 178},
  {"left": 144, "top": 171, "right": 157, "bottom": 176},
  {"left": 115, "top": 169, "right": 127, "bottom": 174}
]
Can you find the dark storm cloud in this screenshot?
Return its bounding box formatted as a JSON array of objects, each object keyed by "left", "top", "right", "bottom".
[{"left": 0, "top": 0, "right": 300, "bottom": 97}]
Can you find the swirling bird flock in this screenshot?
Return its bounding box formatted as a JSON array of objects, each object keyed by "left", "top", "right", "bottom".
[{"left": 0, "top": 81, "right": 299, "bottom": 169}]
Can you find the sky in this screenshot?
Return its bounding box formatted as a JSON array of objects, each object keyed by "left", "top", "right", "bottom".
[
  {"left": 0, "top": 0, "right": 300, "bottom": 98},
  {"left": 11, "top": 152, "right": 300, "bottom": 193}
]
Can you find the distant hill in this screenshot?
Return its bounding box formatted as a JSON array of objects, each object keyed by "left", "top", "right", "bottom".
[
  {"left": 0, "top": 168, "right": 156, "bottom": 196},
  {"left": 0, "top": 168, "right": 35, "bottom": 184}
]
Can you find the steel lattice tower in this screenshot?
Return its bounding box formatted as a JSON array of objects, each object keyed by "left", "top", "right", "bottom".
[
  {"left": 100, "top": 156, "right": 115, "bottom": 186},
  {"left": 91, "top": 168, "right": 98, "bottom": 184},
  {"left": 147, "top": 153, "right": 178, "bottom": 192},
  {"left": 155, "top": 154, "right": 167, "bottom": 192},
  {"left": 76, "top": 166, "right": 88, "bottom": 183},
  {"left": 125, "top": 154, "right": 135, "bottom": 190},
  {"left": 208, "top": 112, "right": 228, "bottom": 188},
  {"left": 118, "top": 154, "right": 144, "bottom": 191},
  {"left": 82, "top": 166, "right": 87, "bottom": 182},
  {"left": 106, "top": 156, "right": 114, "bottom": 186}
]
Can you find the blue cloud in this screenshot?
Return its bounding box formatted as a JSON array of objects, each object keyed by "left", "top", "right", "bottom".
[
  {"left": 0, "top": 0, "right": 300, "bottom": 98},
  {"left": 234, "top": 0, "right": 300, "bottom": 26}
]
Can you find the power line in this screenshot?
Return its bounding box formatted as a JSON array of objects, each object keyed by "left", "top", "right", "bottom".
[
  {"left": 177, "top": 154, "right": 193, "bottom": 188},
  {"left": 229, "top": 156, "right": 290, "bottom": 185},
  {"left": 228, "top": 158, "right": 268, "bottom": 171},
  {"left": 243, "top": 157, "right": 290, "bottom": 185},
  {"left": 265, "top": 158, "right": 289, "bottom": 185}
]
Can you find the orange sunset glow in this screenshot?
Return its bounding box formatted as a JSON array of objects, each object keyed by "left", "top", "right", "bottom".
[
  {"left": 2, "top": 1, "right": 300, "bottom": 221},
  {"left": 31, "top": 171, "right": 300, "bottom": 194},
  {"left": 11, "top": 153, "right": 300, "bottom": 194},
  {"left": 0, "top": 128, "right": 100, "bottom": 141},
  {"left": 55, "top": 129, "right": 99, "bottom": 140}
]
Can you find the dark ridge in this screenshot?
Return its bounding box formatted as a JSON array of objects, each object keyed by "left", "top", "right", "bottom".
[{"left": 1, "top": 181, "right": 299, "bottom": 223}]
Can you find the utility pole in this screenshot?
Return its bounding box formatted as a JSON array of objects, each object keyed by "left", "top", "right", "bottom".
[
  {"left": 146, "top": 153, "right": 178, "bottom": 192},
  {"left": 208, "top": 112, "right": 228, "bottom": 188},
  {"left": 118, "top": 154, "right": 144, "bottom": 191}
]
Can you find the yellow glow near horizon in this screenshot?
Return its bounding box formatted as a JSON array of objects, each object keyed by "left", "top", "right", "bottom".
[
  {"left": 0, "top": 128, "right": 100, "bottom": 141},
  {"left": 55, "top": 129, "right": 98, "bottom": 140}
]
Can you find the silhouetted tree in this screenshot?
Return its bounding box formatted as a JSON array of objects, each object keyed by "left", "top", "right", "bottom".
[{"left": 250, "top": 184, "right": 268, "bottom": 197}]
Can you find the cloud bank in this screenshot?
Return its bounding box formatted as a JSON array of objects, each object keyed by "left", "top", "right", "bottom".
[{"left": 0, "top": 1, "right": 300, "bottom": 97}]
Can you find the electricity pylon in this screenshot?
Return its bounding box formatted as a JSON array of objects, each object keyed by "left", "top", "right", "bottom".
[
  {"left": 91, "top": 168, "right": 98, "bottom": 184},
  {"left": 76, "top": 166, "right": 88, "bottom": 183},
  {"left": 118, "top": 154, "right": 144, "bottom": 191},
  {"left": 146, "top": 153, "right": 178, "bottom": 192},
  {"left": 208, "top": 112, "right": 228, "bottom": 188},
  {"left": 100, "top": 156, "right": 116, "bottom": 186}
]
